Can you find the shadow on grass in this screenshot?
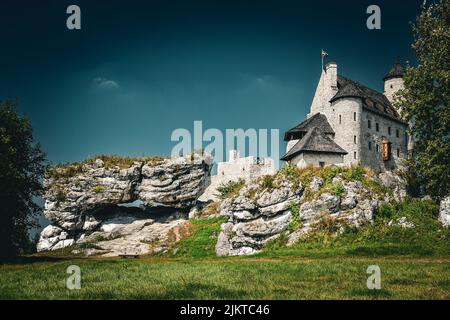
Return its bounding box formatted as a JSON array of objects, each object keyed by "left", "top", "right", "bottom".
[
  {"left": 349, "top": 288, "right": 392, "bottom": 299},
  {"left": 142, "top": 282, "right": 248, "bottom": 300},
  {"left": 0, "top": 255, "right": 67, "bottom": 265},
  {"left": 346, "top": 244, "right": 433, "bottom": 257}
]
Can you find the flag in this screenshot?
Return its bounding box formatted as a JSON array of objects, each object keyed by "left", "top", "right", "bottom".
[{"left": 321, "top": 50, "right": 328, "bottom": 58}]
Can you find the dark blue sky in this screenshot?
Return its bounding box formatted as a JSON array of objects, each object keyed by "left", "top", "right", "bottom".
[{"left": 0, "top": 0, "right": 423, "bottom": 165}]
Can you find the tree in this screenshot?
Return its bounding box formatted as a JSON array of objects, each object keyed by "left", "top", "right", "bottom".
[
  {"left": 0, "top": 99, "right": 47, "bottom": 258},
  {"left": 396, "top": 0, "right": 450, "bottom": 199}
]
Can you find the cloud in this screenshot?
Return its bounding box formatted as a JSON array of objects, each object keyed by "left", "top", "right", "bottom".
[{"left": 93, "top": 77, "right": 119, "bottom": 89}]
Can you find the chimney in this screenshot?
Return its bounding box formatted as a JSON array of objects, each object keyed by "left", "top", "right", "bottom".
[
  {"left": 229, "top": 149, "right": 240, "bottom": 162},
  {"left": 325, "top": 61, "right": 338, "bottom": 89}
]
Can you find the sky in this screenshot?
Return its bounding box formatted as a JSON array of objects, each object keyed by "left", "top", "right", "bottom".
[{"left": 0, "top": 0, "right": 424, "bottom": 168}]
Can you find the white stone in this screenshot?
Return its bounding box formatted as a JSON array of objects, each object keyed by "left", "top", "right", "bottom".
[{"left": 439, "top": 196, "right": 450, "bottom": 227}]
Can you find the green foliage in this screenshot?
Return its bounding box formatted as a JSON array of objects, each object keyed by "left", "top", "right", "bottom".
[
  {"left": 0, "top": 100, "right": 48, "bottom": 257},
  {"left": 395, "top": 0, "right": 450, "bottom": 199},
  {"left": 216, "top": 179, "right": 245, "bottom": 199},
  {"left": 329, "top": 182, "right": 345, "bottom": 196},
  {"left": 341, "top": 166, "right": 365, "bottom": 182},
  {"left": 47, "top": 154, "right": 164, "bottom": 179},
  {"left": 288, "top": 201, "right": 302, "bottom": 231},
  {"left": 91, "top": 185, "right": 105, "bottom": 193},
  {"left": 55, "top": 188, "right": 66, "bottom": 203},
  {"left": 261, "top": 175, "right": 275, "bottom": 190}
]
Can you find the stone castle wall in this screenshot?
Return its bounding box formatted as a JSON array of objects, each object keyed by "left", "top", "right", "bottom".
[{"left": 360, "top": 110, "right": 408, "bottom": 172}]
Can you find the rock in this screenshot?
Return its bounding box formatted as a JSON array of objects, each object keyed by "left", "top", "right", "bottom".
[
  {"left": 309, "top": 177, "right": 323, "bottom": 192},
  {"left": 38, "top": 154, "right": 212, "bottom": 252},
  {"left": 332, "top": 176, "right": 343, "bottom": 184},
  {"left": 378, "top": 170, "right": 407, "bottom": 201},
  {"left": 388, "top": 216, "right": 415, "bottom": 228},
  {"left": 215, "top": 223, "right": 234, "bottom": 257},
  {"left": 398, "top": 216, "right": 415, "bottom": 228},
  {"left": 343, "top": 199, "right": 378, "bottom": 227},
  {"left": 40, "top": 225, "right": 63, "bottom": 239},
  {"left": 51, "top": 239, "right": 75, "bottom": 251},
  {"left": 76, "top": 210, "right": 189, "bottom": 257},
  {"left": 82, "top": 215, "right": 101, "bottom": 231},
  {"left": 286, "top": 225, "right": 312, "bottom": 246},
  {"left": 439, "top": 196, "right": 450, "bottom": 227},
  {"left": 341, "top": 192, "right": 357, "bottom": 210},
  {"left": 299, "top": 193, "right": 340, "bottom": 222},
  {"left": 233, "top": 211, "right": 291, "bottom": 238},
  {"left": 214, "top": 169, "right": 406, "bottom": 256}
]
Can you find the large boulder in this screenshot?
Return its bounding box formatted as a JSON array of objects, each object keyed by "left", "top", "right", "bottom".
[
  {"left": 37, "top": 154, "right": 212, "bottom": 253},
  {"left": 216, "top": 178, "right": 302, "bottom": 256},
  {"left": 439, "top": 196, "right": 450, "bottom": 227}
]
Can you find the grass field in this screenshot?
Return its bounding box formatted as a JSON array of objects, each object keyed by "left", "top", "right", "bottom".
[{"left": 1, "top": 200, "right": 449, "bottom": 300}]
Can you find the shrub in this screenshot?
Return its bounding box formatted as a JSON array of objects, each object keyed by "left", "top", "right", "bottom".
[
  {"left": 330, "top": 183, "right": 345, "bottom": 196},
  {"left": 261, "top": 175, "right": 275, "bottom": 190},
  {"left": 55, "top": 187, "right": 66, "bottom": 203},
  {"left": 342, "top": 166, "right": 365, "bottom": 182},
  {"left": 91, "top": 185, "right": 105, "bottom": 193},
  {"left": 288, "top": 201, "right": 302, "bottom": 231},
  {"left": 216, "top": 179, "right": 245, "bottom": 199}
]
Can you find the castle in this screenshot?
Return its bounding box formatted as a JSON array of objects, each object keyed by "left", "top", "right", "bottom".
[{"left": 282, "top": 61, "right": 410, "bottom": 172}]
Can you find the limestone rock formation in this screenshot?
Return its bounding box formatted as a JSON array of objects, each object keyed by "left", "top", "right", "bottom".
[
  {"left": 439, "top": 196, "right": 450, "bottom": 227},
  {"left": 215, "top": 168, "right": 400, "bottom": 256},
  {"left": 37, "top": 154, "right": 212, "bottom": 254},
  {"left": 216, "top": 178, "right": 302, "bottom": 256}
]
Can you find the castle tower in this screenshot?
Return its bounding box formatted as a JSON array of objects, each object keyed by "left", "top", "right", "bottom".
[
  {"left": 383, "top": 62, "right": 405, "bottom": 110},
  {"left": 383, "top": 62, "right": 413, "bottom": 152}
]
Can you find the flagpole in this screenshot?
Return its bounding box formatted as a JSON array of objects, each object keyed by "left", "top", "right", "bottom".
[{"left": 321, "top": 49, "right": 323, "bottom": 72}]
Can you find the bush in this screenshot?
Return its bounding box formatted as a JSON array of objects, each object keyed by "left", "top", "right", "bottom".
[
  {"left": 216, "top": 179, "right": 245, "bottom": 199},
  {"left": 288, "top": 201, "right": 302, "bottom": 231},
  {"left": 91, "top": 185, "right": 105, "bottom": 193},
  {"left": 261, "top": 175, "right": 275, "bottom": 190}
]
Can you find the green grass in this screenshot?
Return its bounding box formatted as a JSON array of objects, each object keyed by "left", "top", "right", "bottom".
[
  {"left": 1, "top": 199, "right": 449, "bottom": 300},
  {"left": 0, "top": 256, "right": 449, "bottom": 299},
  {"left": 169, "top": 217, "right": 227, "bottom": 258}
]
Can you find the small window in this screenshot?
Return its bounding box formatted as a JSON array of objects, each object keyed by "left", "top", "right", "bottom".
[
  {"left": 396, "top": 129, "right": 399, "bottom": 138},
  {"left": 390, "top": 85, "right": 393, "bottom": 89},
  {"left": 354, "top": 135, "right": 356, "bottom": 144},
  {"left": 353, "top": 112, "right": 356, "bottom": 121},
  {"left": 376, "top": 144, "right": 379, "bottom": 153},
  {"left": 368, "top": 141, "right": 372, "bottom": 150},
  {"left": 319, "top": 161, "right": 325, "bottom": 168},
  {"left": 376, "top": 123, "right": 379, "bottom": 132},
  {"left": 397, "top": 149, "right": 400, "bottom": 157},
  {"left": 368, "top": 120, "right": 371, "bottom": 129},
  {"left": 354, "top": 152, "right": 357, "bottom": 159},
  {"left": 339, "top": 115, "right": 342, "bottom": 124},
  {"left": 388, "top": 127, "right": 391, "bottom": 135}
]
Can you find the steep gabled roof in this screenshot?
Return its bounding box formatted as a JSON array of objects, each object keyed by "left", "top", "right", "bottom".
[
  {"left": 281, "top": 126, "right": 347, "bottom": 161},
  {"left": 331, "top": 75, "right": 407, "bottom": 124},
  {"left": 284, "top": 113, "right": 334, "bottom": 141}
]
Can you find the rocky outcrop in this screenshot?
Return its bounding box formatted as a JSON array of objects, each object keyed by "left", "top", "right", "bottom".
[
  {"left": 216, "top": 179, "right": 302, "bottom": 256},
  {"left": 439, "top": 196, "right": 450, "bottom": 227},
  {"left": 37, "top": 154, "right": 212, "bottom": 254},
  {"left": 215, "top": 169, "right": 396, "bottom": 256}
]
